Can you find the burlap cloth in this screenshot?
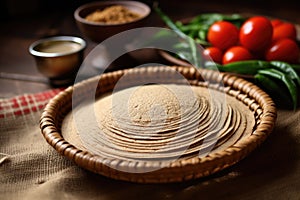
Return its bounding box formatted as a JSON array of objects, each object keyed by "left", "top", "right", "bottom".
[{"left": 1, "top": 89, "right": 299, "bottom": 200}]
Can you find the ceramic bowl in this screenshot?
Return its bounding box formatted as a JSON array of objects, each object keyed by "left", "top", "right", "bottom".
[{"left": 74, "top": 1, "right": 151, "bottom": 42}]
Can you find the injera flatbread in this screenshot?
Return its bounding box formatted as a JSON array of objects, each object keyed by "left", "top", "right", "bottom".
[{"left": 62, "top": 84, "right": 255, "bottom": 163}]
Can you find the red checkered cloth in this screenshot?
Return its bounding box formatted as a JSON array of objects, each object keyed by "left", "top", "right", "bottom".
[{"left": 0, "top": 88, "right": 64, "bottom": 119}]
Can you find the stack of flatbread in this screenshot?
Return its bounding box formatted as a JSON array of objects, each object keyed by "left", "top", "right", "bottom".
[{"left": 62, "top": 83, "right": 255, "bottom": 162}]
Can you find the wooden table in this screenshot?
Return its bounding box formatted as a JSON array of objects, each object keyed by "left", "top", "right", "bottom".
[{"left": 1, "top": 1, "right": 300, "bottom": 199}]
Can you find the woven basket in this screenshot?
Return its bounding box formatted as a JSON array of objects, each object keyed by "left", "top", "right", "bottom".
[{"left": 40, "top": 66, "right": 276, "bottom": 183}]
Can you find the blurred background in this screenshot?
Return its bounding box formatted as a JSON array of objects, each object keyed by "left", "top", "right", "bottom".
[{"left": 1, "top": 0, "right": 299, "bottom": 20}]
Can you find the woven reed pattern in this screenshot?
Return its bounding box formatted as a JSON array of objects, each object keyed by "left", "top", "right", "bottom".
[{"left": 40, "top": 66, "right": 277, "bottom": 183}]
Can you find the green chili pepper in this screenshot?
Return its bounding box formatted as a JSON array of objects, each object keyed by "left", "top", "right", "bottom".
[
  {"left": 173, "top": 42, "right": 190, "bottom": 50},
  {"left": 189, "top": 13, "right": 244, "bottom": 26},
  {"left": 154, "top": 6, "right": 186, "bottom": 39},
  {"left": 188, "top": 37, "right": 200, "bottom": 66},
  {"left": 222, "top": 14, "right": 246, "bottom": 28},
  {"left": 254, "top": 73, "right": 293, "bottom": 107},
  {"left": 291, "top": 64, "right": 300, "bottom": 74},
  {"left": 177, "top": 24, "right": 208, "bottom": 33},
  {"left": 188, "top": 29, "right": 200, "bottom": 39},
  {"left": 204, "top": 60, "right": 270, "bottom": 75},
  {"left": 177, "top": 51, "right": 192, "bottom": 62},
  {"left": 194, "top": 38, "right": 210, "bottom": 46},
  {"left": 198, "top": 29, "right": 207, "bottom": 41},
  {"left": 258, "top": 68, "right": 298, "bottom": 110},
  {"left": 153, "top": 29, "right": 172, "bottom": 38},
  {"left": 221, "top": 60, "right": 270, "bottom": 75},
  {"left": 175, "top": 21, "right": 183, "bottom": 28},
  {"left": 154, "top": 6, "right": 200, "bottom": 67},
  {"left": 270, "top": 61, "right": 300, "bottom": 86},
  {"left": 204, "top": 61, "right": 223, "bottom": 70},
  {"left": 189, "top": 13, "right": 223, "bottom": 24},
  {"left": 222, "top": 13, "right": 245, "bottom": 22}
]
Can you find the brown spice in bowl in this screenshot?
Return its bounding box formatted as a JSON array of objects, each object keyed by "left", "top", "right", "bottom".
[{"left": 85, "top": 5, "right": 141, "bottom": 24}]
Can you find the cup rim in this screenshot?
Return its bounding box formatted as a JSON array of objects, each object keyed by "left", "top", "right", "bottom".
[{"left": 29, "top": 36, "right": 86, "bottom": 57}]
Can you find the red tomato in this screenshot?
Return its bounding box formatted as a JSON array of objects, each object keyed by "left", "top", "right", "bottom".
[
  {"left": 203, "top": 47, "right": 223, "bottom": 63},
  {"left": 272, "top": 23, "right": 297, "bottom": 41},
  {"left": 207, "top": 21, "right": 239, "bottom": 50},
  {"left": 239, "top": 16, "right": 273, "bottom": 52},
  {"left": 265, "top": 38, "right": 300, "bottom": 63},
  {"left": 222, "top": 46, "right": 253, "bottom": 64},
  {"left": 271, "top": 19, "right": 283, "bottom": 28}
]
